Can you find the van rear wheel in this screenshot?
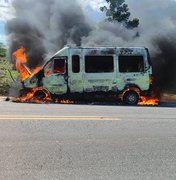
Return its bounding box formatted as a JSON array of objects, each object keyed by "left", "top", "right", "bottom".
[{"left": 123, "top": 90, "right": 139, "bottom": 105}]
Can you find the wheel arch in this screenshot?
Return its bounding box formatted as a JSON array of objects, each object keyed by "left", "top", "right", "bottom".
[
  {"left": 122, "top": 84, "right": 141, "bottom": 95},
  {"left": 32, "top": 87, "right": 51, "bottom": 99}
]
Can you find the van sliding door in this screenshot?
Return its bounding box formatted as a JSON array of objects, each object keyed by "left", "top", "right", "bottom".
[{"left": 83, "top": 54, "right": 117, "bottom": 93}]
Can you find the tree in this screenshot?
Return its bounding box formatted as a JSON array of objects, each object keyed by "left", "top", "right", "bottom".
[
  {"left": 100, "top": 0, "right": 139, "bottom": 29},
  {"left": 0, "top": 42, "right": 7, "bottom": 58}
]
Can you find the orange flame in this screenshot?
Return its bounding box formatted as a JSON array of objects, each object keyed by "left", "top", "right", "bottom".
[
  {"left": 55, "top": 99, "right": 74, "bottom": 104},
  {"left": 15, "top": 88, "right": 51, "bottom": 103},
  {"left": 138, "top": 96, "right": 159, "bottom": 106},
  {"left": 138, "top": 90, "right": 159, "bottom": 106},
  {"left": 14, "top": 88, "right": 74, "bottom": 104},
  {"left": 13, "top": 47, "right": 41, "bottom": 81},
  {"left": 13, "top": 47, "right": 30, "bottom": 81}
]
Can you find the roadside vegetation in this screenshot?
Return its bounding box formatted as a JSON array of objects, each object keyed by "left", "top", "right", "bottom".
[{"left": 0, "top": 43, "right": 19, "bottom": 95}]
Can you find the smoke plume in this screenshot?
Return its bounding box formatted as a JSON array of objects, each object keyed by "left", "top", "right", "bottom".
[
  {"left": 127, "top": 0, "right": 176, "bottom": 93},
  {"left": 6, "top": 0, "right": 176, "bottom": 93},
  {"left": 6, "top": 0, "right": 92, "bottom": 68}
]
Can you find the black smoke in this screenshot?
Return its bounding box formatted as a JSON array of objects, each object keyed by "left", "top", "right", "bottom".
[
  {"left": 152, "top": 36, "right": 176, "bottom": 93},
  {"left": 6, "top": 0, "right": 92, "bottom": 68},
  {"left": 126, "top": 0, "right": 176, "bottom": 93}
]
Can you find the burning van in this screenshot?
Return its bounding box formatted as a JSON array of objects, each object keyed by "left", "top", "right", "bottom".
[{"left": 15, "top": 46, "right": 156, "bottom": 105}]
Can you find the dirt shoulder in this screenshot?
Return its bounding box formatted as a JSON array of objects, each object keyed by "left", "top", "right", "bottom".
[{"left": 160, "top": 94, "right": 176, "bottom": 103}]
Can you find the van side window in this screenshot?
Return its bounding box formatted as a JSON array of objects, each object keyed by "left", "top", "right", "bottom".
[
  {"left": 53, "top": 58, "right": 66, "bottom": 74},
  {"left": 72, "top": 55, "right": 80, "bottom": 73},
  {"left": 119, "top": 56, "right": 144, "bottom": 73},
  {"left": 85, "top": 56, "right": 114, "bottom": 73}
]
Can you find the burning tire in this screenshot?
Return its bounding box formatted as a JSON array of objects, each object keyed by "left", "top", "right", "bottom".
[
  {"left": 33, "top": 90, "right": 46, "bottom": 99},
  {"left": 123, "top": 90, "right": 139, "bottom": 105},
  {"left": 33, "top": 88, "right": 51, "bottom": 102}
]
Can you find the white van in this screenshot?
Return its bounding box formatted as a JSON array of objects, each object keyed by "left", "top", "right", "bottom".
[{"left": 23, "top": 46, "right": 153, "bottom": 105}]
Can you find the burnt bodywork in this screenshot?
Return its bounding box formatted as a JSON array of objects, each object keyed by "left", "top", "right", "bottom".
[{"left": 23, "top": 46, "right": 153, "bottom": 102}]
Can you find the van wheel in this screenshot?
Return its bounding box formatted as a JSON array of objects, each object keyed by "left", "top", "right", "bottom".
[
  {"left": 33, "top": 90, "right": 47, "bottom": 100},
  {"left": 123, "top": 90, "right": 139, "bottom": 105}
]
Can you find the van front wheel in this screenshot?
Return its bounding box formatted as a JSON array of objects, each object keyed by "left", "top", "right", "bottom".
[{"left": 123, "top": 90, "right": 139, "bottom": 105}]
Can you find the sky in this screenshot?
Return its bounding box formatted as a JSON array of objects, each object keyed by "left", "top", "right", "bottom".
[
  {"left": 0, "top": 20, "right": 5, "bottom": 42},
  {"left": 79, "top": 0, "right": 106, "bottom": 13},
  {"left": 0, "top": 0, "right": 13, "bottom": 43}
]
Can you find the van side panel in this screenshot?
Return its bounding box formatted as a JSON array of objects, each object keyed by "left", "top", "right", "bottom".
[{"left": 42, "top": 74, "right": 67, "bottom": 94}]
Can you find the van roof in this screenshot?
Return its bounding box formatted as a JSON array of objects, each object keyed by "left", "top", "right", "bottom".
[
  {"left": 52, "top": 46, "right": 148, "bottom": 58},
  {"left": 63, "top": 45, "right": 147, "bottom": 49}
]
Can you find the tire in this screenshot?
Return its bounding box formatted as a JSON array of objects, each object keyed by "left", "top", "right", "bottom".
[
  {"left": 123, "top": 90, "right": 139, "bottom": 105},
  {"left": 33, "top": 90, "right": 46, "bottom": 99}
]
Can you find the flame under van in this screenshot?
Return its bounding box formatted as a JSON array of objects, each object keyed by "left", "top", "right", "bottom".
[{"left": 23, "top": 46, "right": 153, "bottom": 105}]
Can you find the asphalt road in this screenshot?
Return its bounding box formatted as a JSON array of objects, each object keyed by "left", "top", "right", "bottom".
[{"left": 0, "top": 101, "right": 176, "bottom": 180}]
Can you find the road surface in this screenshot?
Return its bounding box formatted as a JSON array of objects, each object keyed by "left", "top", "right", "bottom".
[{"left": 0, "top": 100, "right": 176, "bottom": 180}]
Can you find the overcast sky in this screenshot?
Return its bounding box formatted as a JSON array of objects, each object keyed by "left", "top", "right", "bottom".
[{"left": 79, "top": 0, "right": 106, "bottom": 11}]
